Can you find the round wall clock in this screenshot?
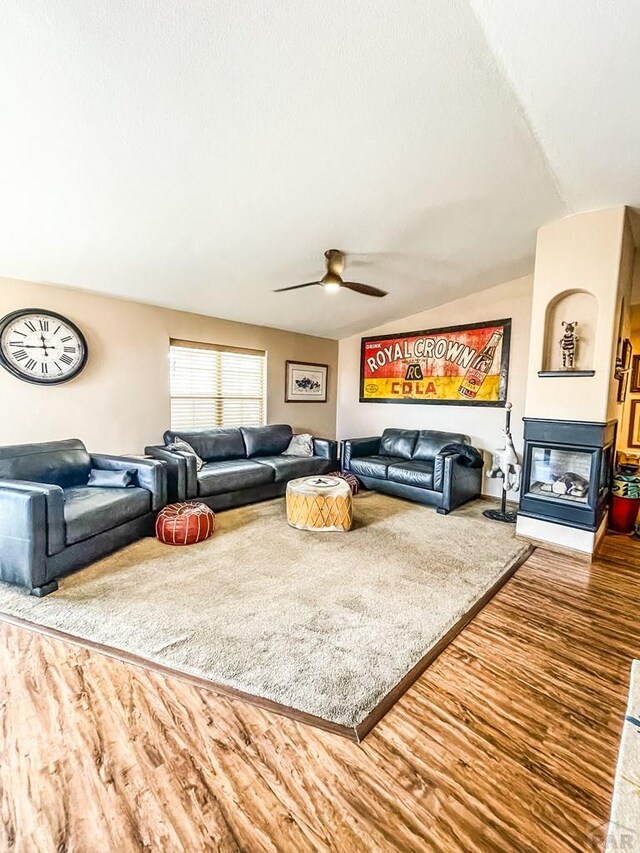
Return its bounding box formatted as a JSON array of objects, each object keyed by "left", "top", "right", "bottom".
[{"left": 0, "top": 309, "right": 88, "bottom": 385}]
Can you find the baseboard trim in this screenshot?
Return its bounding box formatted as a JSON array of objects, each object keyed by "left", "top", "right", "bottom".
[
  {"left": 515, "top": 533, "right": 594, "bottom": 562},
  {"left": 0, "top": 544, "right": 533, "bottom": 744}
]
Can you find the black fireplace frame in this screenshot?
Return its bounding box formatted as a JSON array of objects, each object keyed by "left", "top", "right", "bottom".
[{"left": 519, "top": 418, "right": 616, "bottom": 532}]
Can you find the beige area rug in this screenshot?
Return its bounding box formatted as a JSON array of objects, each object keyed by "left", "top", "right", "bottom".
[{"left": 0, "top": 493, "right": 529, "bottom": 733}]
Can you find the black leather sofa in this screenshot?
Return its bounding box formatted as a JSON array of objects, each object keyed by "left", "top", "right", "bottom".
[
  {"left": 341, "top": 428, "right": 483, "bottom": 513},
  {"left": 145, "top": 424, "right": 338, "bottom": 509},
  {"left": 0, "top": 439, "right": 167, "bottom": 596}
]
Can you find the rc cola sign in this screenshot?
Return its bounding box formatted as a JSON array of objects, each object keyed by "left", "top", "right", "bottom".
[{"left": 359, "top": 319, "right": 511, "bottom": 406}]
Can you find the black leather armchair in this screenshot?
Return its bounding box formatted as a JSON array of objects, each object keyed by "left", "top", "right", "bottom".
[
  {"left": 341, "top": 428, "right": 483, "bottom": 513},
  {"left": 0, "top": 439, "right": 167, "bottom": 596},
  {"left": 146, "top": 424, "right": 338, "bottom": 509}
]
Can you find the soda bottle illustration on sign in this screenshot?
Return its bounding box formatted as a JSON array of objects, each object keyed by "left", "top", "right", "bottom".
[{"left": 458, "top": 331, "right": 502, "bottom": 399}]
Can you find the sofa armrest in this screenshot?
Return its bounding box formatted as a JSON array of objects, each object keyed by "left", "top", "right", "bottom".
[
  {"left": 437, "top": 452, "right": 484, "bottom": 512},
  {"left": 341, "top": 436, "right": 381, "bottom": 472},
  {"left": 91, "top": 455, "right": 168, "bottom": 511},
  {"left": 144, "top": 446, "right": 190, "bottom": 502},
  {"left": 0, "top": 485, "right": 49, "bottom": 589},
  {"left": 312, "top": 438, "right": 338, "bottom": 467},
  {"left": 434, "top": 444, "right": 484, "bottom": 491},
  {"left": 0, "top": 479, "right": 65, "bottom": 556}
]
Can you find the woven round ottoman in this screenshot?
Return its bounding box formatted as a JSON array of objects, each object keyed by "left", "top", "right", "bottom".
[
  {"left": 155, "top": 501, "right": 215, "bottom": 545},
  {"left": 286, "top": 475, "right": 353, "bottom": 532}
]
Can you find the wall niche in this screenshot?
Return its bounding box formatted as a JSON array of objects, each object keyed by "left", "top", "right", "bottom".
[{"left": 541, "top": 289, "right": 598, "bottom": 374}]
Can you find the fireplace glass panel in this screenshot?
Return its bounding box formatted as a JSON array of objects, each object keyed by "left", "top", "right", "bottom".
[
  {"left": 528, "top": 446, "right": 593, "bottom": 504},
  {"left": 599, "top": 444, "right": 613, "bottom": 496}
]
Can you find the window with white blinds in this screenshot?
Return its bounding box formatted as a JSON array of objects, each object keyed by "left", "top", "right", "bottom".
[{"left": 169, "top": 340, "right": 266, "bottom": 430}]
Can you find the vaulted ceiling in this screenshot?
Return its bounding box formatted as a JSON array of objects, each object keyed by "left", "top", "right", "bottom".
[{"left": 1, "top": 1, "right": 638, "bottom": 338}]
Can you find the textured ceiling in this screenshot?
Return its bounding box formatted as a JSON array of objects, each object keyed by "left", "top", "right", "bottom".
[
  {"left": 469, "top": 0, "right": 640, "bottom": 213},
  {"left": 0, "top": 1, "right": 636, "bottom": 338}
]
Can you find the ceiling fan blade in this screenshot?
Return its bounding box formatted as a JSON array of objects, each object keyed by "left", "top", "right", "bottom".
[
  {"left": 273, "top": 282, "right": 321, "bottom": 293},
  {"left": 342, "top": 281, "right": 388, "bottom": 298}
]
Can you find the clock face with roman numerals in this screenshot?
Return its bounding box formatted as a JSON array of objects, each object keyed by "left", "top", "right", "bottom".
[{"left": 0, "top": 309, "right": 88, "bottom": 385}]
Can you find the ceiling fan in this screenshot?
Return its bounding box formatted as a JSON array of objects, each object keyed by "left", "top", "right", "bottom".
[{"left": 273, "top": 250, "right": 387, "bottom": 298}]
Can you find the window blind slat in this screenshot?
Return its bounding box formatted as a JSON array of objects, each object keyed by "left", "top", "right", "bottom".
[{"left": 170, "top": 344, "right": 266, "bottom": 429}]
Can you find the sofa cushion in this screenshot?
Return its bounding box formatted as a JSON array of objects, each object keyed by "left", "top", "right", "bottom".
[
  {"left": 412, "top": 430, "right": 470, "bottom": 461},
  {"left": 253, "top": 455, "right": 332, "bottom": 482},
  {"left": 387, "top": 460, "right": 435, "bottom": 490},
  {"left": 87, "top": 468, "right": 136, "bottom": 488},
  {"left": 197, "top": 459, "right": 274, "bottom": 497},
  {"left": 349, "top": 455, "right": 403, "bottom": 479},
  {"left": 240, "top": 425, "right": 293, "bottom": 458},
  {"left": 64, "top": 485, "right": 151, "bottom": 545},
  {"left": 0, "top": 439, "right": 91, "bottom": 488},
  {"left": 379, "top": 429, "right": 419, "bottom": 460},
  {"left": 163, "top": 428, "right": 245, "bottom": 462}
]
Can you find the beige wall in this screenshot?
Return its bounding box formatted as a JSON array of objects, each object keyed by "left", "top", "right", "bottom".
[
  {"left": 523, "top": 206, "right": 629, "bottom": 423},
  {"left": 0, "top": 277, "right": 338, "bottom": 452},
  {"left": 337, "top": 275, "right": 534, "bottom": 498},
  {"left": 516, "top": 207, "right": 634, "bottom": 556}
]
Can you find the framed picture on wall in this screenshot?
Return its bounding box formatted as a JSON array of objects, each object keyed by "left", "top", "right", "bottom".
[
  {"left": 616, "top": 337, "right": 632, "bottom": 378},
  {"left": 359, "top": 318, "right": 511, "bottom": 406},
  {"left": 285, "top": 360, "right": 328, "bottom": 403},
  {"left": 617, "top": 370, "right": 629, "bottom": 404},
  {"left": 630, "top": 354, "right": 640, "bottom": 392},
  {"left": 629, "top": 400, "right": 640, "bottom": 448}
]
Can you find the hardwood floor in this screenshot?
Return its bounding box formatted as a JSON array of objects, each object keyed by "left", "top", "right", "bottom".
[{"left": 1, "top": 535, "right": 639, "bottom": 852}]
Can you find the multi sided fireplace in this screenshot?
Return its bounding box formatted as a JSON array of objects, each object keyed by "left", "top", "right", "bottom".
[{"left": 519, "top": 418, "right": 616, "bottom": 532}]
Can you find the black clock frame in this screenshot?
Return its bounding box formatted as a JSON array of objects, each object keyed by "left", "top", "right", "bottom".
[{"left": 0, "top": 308, "right": 89, "bottom": 386}]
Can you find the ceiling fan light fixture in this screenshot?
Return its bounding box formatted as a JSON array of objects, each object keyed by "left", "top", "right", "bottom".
[
  {"left": 321, "top": 272, "right": 342, "bottom": 293},
  {"left": 273, "top": 249, "right": 387, "bottom": 298}
]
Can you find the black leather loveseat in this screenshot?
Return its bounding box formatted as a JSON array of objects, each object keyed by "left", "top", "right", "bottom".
[
  {"left": 145, "top": 424, "right": 338, "bottom": 509},
  {"left": 341, "top": 428, "right": 483, "bottom": 514},
  {"left": 0, "top": 439, "right": 167, "bottom": 596}
]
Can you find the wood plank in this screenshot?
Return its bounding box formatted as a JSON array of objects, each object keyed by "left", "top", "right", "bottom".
[
  {"left": 1, "top": 534, "right": 639, "bottom": 851},
  {"left": 0, "top": 610, "right": 359, "bottom": 742},
  {"left": 354, "top": 545, "right": 532, "bottom": 740},
  {"left": 0, "top": 546, "right": 532, "bottom": 744}
]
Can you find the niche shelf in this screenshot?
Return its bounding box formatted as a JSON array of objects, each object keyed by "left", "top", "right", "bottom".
[
  {"left": 538, "top": 369, "right": 596, "bottom": 378},
  {"left": 541, "top": 289, "right": 598, "bottom": 374}
]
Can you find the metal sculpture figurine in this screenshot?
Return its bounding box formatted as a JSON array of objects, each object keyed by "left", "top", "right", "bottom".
[
  {"left": 483, "top": 402, "right": 521, "bottom": 524},
  {"left": 560, "top": 321, "right": 578, "bottom": 369}
]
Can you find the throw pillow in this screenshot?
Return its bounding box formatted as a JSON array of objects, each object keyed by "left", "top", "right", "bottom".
[
  {"left": 87, "top": 468, "right": 136, "bottom": 488},
  {"left": 165, "top": 438, "right": 204, "bottom": 471},
  {"left": 283, "top": 433, "right": 314, "bottom": 458}
]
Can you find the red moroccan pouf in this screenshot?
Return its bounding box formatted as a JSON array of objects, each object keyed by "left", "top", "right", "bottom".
[{"left": 155, "top": 502, "right": 216, "bottom": 545}]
